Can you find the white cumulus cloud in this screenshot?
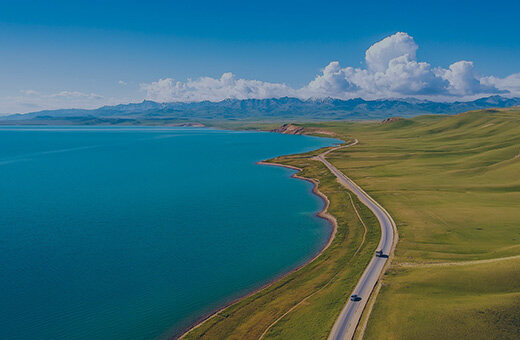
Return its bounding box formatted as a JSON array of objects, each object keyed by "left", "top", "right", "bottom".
[
  {"left": 365, "top": 32, "right": 418, "bottom": 73},
  {"left": 481, "top": 73, "right": 520, "bottom": 96},
  {"left": 302, "top": 61, "right": 359, "bottom": 98},
  {"left": 299, "top": 32, "right": 505, "bottom": 100},
  {"left": 141, "top": 72, "right": 295, "bottom": 102},
  {"left": 141, "top": 32, "right": 516, "bottom": 103},
  {"left": 436, "top": 61, "right": 501, "bottom": 96}
]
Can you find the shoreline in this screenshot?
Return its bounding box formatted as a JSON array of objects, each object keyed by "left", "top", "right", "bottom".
[
  {"left": 175, "top": 157, "right": 339, "bottom": 340},
  {"left": 257, "top": 161, "right": 338, "bottom": 252}
]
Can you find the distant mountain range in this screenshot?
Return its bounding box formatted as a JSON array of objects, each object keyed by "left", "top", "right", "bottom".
[{"left": 2, "top": 96, "right": 520, "bottom": 125}]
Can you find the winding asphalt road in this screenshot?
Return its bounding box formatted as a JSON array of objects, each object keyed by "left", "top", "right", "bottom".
[{"left": 316, "top": 140, "right": 397, "bottom": 340}]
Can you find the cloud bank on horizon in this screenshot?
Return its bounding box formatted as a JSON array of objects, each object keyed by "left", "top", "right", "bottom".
[
  {"left": 8, "top": 90, "right": 108, "bottom": 113},
  {"left": 142, "top": 32, "right": 520, "bottom": 103},
  {"left": 8, "top": 32, "right": 520, "bottom": 114}
]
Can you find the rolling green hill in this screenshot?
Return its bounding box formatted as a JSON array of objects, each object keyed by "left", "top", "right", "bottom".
[{"left": 301, "top": 108, "right": 520, "bottom": 339}]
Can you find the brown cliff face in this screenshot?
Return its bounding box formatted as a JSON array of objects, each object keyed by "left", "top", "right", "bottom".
[
  {"left": 271, "top": 124, "right": 304, "bottom": 135},
  {"left": 271, "top": 124, "right": 338, "bottom": 137},
  {"left": 271, "top": 123, "right": 305, "bottom": 135}
]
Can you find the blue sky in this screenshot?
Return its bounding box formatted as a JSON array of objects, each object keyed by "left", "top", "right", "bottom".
[{"left": 1, "top": 0, "right": 520, "bottom": 113}]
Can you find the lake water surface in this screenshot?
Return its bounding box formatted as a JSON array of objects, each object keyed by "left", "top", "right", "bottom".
[{"left": 0, "top": 126, "right": 339, "bottom": 339}]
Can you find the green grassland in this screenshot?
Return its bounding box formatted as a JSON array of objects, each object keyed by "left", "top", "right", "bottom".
[
  {"left": 183, "top": 148, "right": 381, "bottom": 339},
  {"left": 185, "top": 107, "right": 519, "bottom": 339},
  {"left": 295, "top": 108, "right": 520, "bottom": 339}
]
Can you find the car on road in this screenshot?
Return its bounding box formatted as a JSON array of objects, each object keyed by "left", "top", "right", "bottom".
[
  {"left": 375, "top": 250, "right": 386, "bottom": 257},
  {"left": 350, "top": 294, "right": 362, "bottom": 301}
]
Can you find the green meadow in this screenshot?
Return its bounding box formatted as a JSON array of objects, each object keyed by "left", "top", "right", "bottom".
[
  {"left": 299, "top": 108, "right": 520, "bottom": 339},
  {"left": 186, "top": 107, "right": 520, "bottom": 339}
]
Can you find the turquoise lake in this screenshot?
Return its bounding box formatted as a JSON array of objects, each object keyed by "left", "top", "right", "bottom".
[{"left": 0, "top": 126, "right": 339, "bottom": 339}]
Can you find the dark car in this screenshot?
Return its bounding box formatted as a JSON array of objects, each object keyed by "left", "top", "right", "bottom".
[
  {"left": 350, "top": 294, "right": 362, "bottom": 301},
  {"left": 376, "top": 250, "right": 387, "bottom": 258}
]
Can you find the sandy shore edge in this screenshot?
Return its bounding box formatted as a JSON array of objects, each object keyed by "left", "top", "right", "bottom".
[{"left": 174, "top": 159, "right": 338, "bottom": 339}]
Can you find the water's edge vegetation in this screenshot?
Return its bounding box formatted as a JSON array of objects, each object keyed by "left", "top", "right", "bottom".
[
  {"left": 182, "top": 141, "right": 381, "bottom": 339},
  {"left": 173, "top": 159, "right": 339, "bottom": 338}
]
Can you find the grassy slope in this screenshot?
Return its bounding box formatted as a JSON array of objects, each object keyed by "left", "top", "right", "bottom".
[
  {"left": 183, "top": 149, "right": 381, "bottom": 339},
  {"left": 296, "top": 108, "right": 520, "bottom": 339},
  {"left": 185, "top": 108, "right": 519, "bottom": 339}
]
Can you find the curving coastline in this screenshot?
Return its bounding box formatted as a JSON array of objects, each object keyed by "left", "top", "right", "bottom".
[
  {"left": 176, "top": 155, "right": 341, "bottom": 339},
  {"left": 257, "top": 161, "right": 338, "bottom": 252}
]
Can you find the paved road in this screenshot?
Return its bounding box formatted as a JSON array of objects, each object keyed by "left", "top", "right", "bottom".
[{"left": 316, "top": 140, "right": 396, "bottom": 340}]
